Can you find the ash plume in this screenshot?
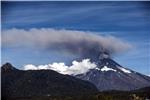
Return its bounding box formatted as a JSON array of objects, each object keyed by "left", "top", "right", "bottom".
[{"left": 2, "top": 28, "right": 132, "bottom": 60}]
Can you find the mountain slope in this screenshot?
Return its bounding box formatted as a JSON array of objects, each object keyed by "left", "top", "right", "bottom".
[
  {"left": 76, "top": 58, "right": 150, "bottom": 91},
  {"left": 1, "top": 63, "right": 98, "bottom": 99}
]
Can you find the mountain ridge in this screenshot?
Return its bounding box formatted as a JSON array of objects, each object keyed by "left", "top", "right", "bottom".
[
  {"left": 76, "top": 58, "right": 150, "bottom": 91},
  {"left": 1, "top": 63, "right": 98, "bottom": 99}
]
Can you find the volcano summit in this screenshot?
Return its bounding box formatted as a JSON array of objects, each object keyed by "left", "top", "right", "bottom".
[{"left": 76, "top": 56, "right": 150, "bottom": 91}]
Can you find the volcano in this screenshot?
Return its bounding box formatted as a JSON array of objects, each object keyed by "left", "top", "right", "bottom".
[{"left": 76, "top": 57, "right": 150, "bottom": 91}]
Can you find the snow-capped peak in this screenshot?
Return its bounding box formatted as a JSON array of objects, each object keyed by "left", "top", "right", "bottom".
[{"left": 117, "top": 66, "right": 131, "bottom": 73}]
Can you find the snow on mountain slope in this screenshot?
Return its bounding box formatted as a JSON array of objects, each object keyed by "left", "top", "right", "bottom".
[
  {"left": 76, "top": 58, "right": 150, "bottom": 91},
  {"left": 96, "top": 66, "right": 117, "bottom": 72},
  {"left": 117, "top": 66, "right": 131, "bottom": 73}
]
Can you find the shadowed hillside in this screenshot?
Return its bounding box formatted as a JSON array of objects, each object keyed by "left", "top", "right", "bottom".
[
  {"left": 1, "top": 63, "right": 98, "bottom": 100},
  {"left": 1, "top": 63, "right": 150, "bottom": 100}
]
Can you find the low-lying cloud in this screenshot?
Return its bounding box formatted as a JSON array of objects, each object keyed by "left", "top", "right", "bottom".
[
  {"left": 24, "top": 59, "right": 96, "bottom": 75},
  {"left": 2, "top": 28, "right": 132, "bottom": 60}
]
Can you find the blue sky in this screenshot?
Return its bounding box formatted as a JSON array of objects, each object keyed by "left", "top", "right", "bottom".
[{"left": 1, "top": 1, "right": 150, "bottom": 75}]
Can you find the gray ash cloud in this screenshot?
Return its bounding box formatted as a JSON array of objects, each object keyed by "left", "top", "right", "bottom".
[{"left": 2, "top": 28, "right": 132, "bottom": 60}]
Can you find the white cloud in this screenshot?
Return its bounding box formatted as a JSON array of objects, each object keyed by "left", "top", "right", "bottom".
[
  {"left": 24, "top": 59, "right": 96, "bottom": 75},
  {"left": 24, "top": 64, "right": 38, "bottom": 70}
]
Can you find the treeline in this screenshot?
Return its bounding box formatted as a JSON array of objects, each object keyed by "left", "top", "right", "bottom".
[{"left": 3, "top": 91, "right": 150, "bottom": 100}]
